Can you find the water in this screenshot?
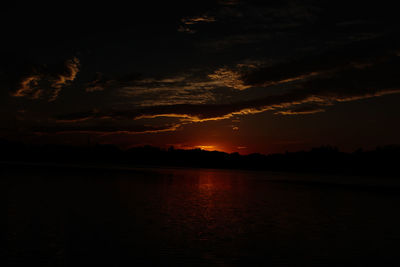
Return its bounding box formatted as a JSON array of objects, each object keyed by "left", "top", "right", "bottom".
[{"left": 4, "top": 166, "right": 400, "bottom": 266}]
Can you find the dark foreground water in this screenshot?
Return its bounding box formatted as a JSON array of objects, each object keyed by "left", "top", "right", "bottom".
[{"left": 4, "top": 165, "right": 400, "bottom": 266}]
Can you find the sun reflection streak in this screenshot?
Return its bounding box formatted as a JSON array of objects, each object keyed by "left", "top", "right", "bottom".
[
  {"left": 195, "top": 171, "right": 237, "bottom": 241},
  {"left": 159, "top": 169, "right": 247, "bottom": 250}
]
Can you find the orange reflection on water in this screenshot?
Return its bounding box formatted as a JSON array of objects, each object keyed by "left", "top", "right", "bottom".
[
  {"left": 190, "top": 170, "right": 246, "bottom": 243},
  {"left": 197, "top": 171, "right": 232, "bottom": 193},
  {"left": 148, "top": 168, "right": 250, "bottom": 248}
]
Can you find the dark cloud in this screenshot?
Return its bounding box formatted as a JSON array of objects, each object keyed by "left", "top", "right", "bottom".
[
  {"left": 242, "top": 34, "right": 400, "bottom": 87},
  {"left": 58, "top": 56, "right": 400, "bottom": 122},
  {"left": 179, "top": 15, "right": 216, "bottom": 33},
  {"left": 10, "top": 58, "right": 80, "bottom": 101},
  {"left": 85, "top": 72, "right": 142, "bottom": 92},
  {"left": 85, "top": 71, "right": 218, "bottom": 106},
  {"left": 295, "top": 58, "right": 400, "bottom": 102}
]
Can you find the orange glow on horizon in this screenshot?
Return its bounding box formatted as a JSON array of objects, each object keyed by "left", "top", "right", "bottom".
[
  {"left": 166, "top": 142, "right": 249, "bottom": 154},
  {"left": 195, "top": 145, "right": 219, "bottom": 151},
  {"left": 169, "top": 143, "right": 224, "bottom": 152},
  {"left": 191, "top": 144, "right": 247, "bottom": 154}
]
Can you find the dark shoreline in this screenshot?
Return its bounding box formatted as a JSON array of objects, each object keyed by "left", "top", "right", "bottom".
[
  {"left": 1, "top": 141, "right": 400, "bottom": 178},
  {"left": 3, "top": 160, "right": 400, "bottom": 194}
]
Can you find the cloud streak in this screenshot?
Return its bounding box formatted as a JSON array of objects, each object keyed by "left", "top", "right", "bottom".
[
  {"left": 32, "top": 122, "right": 181, "bottom": 136},
  {"left": 58, "top": 56, "right": 400, "bottom": 122},
  {"left": 178, "top": 14, "right": 216, "bottom": 33}
]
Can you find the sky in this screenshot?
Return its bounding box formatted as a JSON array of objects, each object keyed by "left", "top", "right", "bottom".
[{"left": 1, "top": 1, "right": 400, "bottom": 154}]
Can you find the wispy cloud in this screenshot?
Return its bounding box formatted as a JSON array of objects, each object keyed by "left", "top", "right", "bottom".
[
  {"left": 33, "top": 121, "right": 181, "bottom": 136},
  {"left": 178, "top": 15, "right": 216, "bottom": 33},
  {"left": 55, "top": 33, "right": 400, "bottom": 131},
  {"left": 106, "top": 66, "right": 257, "bottom": 107},
  {"left": 118, "top": 75, "right": 217, "bottom": 107},
  {"left": 208, "top": 68, "right": 250, "bottom": 90},
  {"left": 10, "top": 57, "right": 80, "bottom": 101},
  {"left": 49, "top": 57, "right": 80, "bottom": 101},
  {"left": 11, "top": 75, "right": 42, "bottom": 99},
  {"left": 182, "top": 15, "right": 216, "bottom": 25},
  {"left": 51, "top": 57, "right": 80, "bottom": 89},
  {"left": 275, "top": 107, "right": 326, "bottom": 115},
  {"left": 58, "top": 55, "right": 400, "bottom": 124}
]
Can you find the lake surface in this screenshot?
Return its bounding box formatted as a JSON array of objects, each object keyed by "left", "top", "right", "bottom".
[{"left": 4, "top": 165, "right": 400, "bottom": 266}]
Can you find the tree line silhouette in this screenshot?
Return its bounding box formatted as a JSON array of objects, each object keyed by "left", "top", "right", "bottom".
[{"left": 1, "top": 139, "right": 399, "bottom": 176}]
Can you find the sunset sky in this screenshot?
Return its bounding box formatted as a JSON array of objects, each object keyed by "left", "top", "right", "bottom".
[{"left": 2, "top": 1, "right": 400, "bottom": 154}]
